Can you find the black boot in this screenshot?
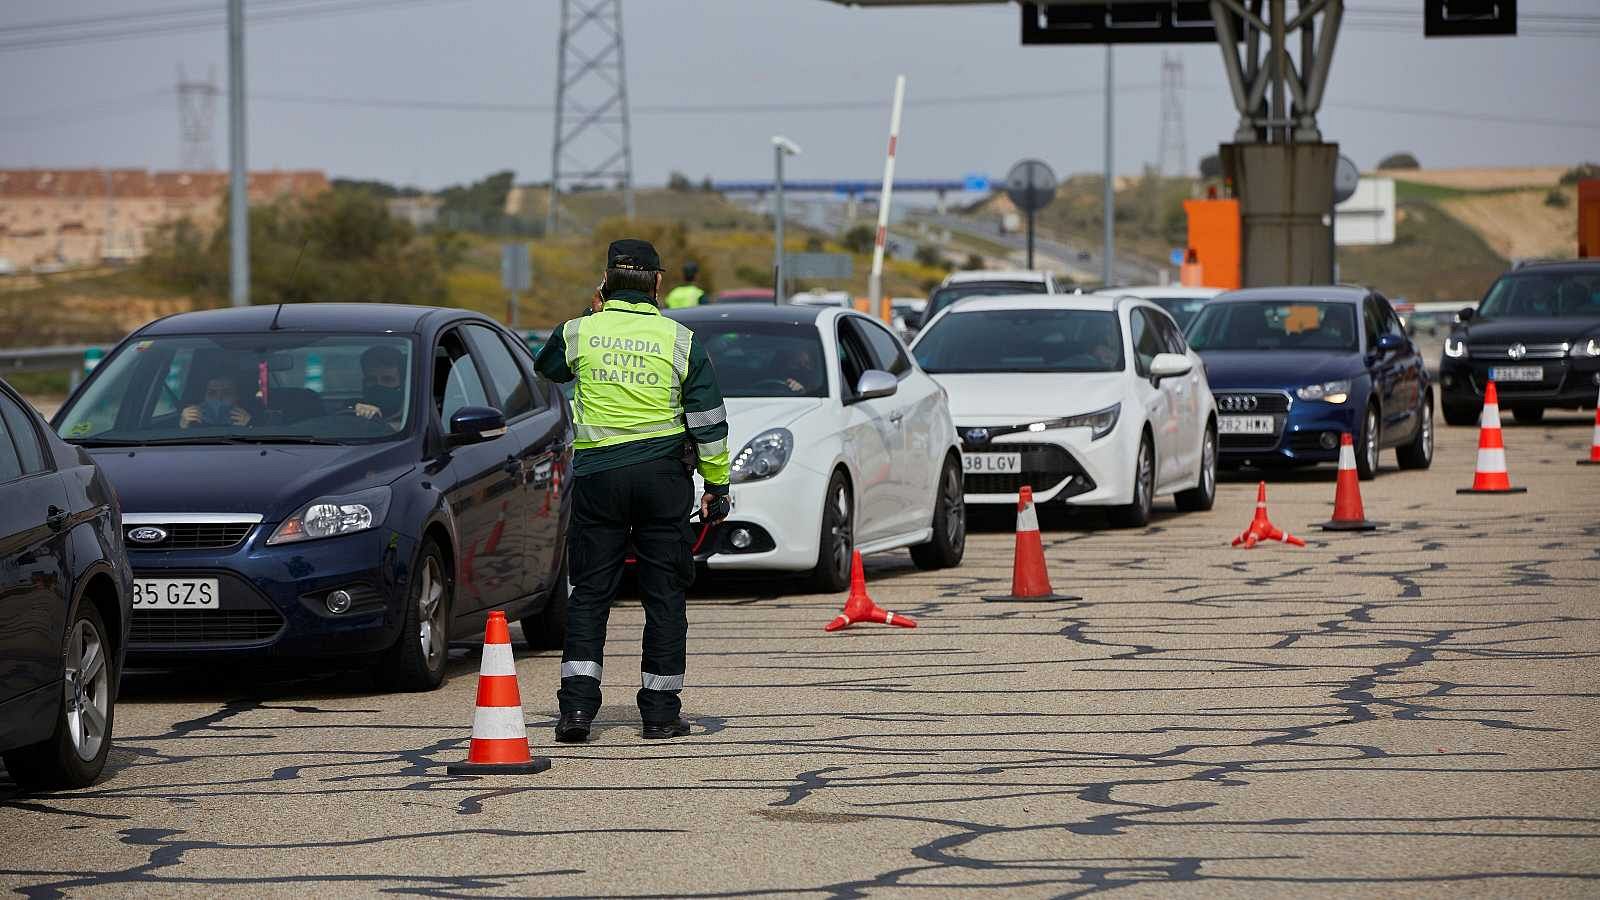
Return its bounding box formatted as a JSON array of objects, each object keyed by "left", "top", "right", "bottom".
[
  {"left": 555, "top": 710, "right": 593, "bottom": 743},
  {"left": 641, "top": 718, "right": 691, "bottom": 740}
]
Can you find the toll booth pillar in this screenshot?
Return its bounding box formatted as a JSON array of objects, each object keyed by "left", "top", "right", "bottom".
[
  {"left": 1222, "top": 142, "right": 1338, "bottom": 286},
  {"left": 1579, "top": 179, "right": 1600, "bottom": 258}
]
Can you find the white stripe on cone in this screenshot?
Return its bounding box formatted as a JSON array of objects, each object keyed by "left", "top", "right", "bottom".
[
  {"left": 1017, "top": 498, "right": 1039, "bottom": 533},
  {"left": 479, "top": 642, "right": 516, "bottom": 677},
  {"left": 1339, "top": 440, "right": 1357, "bottom": 470},
  {"left": 1481, "top": 399, "right": 1502, "bottom": 429},
  {"left": 1476, "top": 447, "right": 1507, "bottom": 473},
  {"left": 471, "top": 705, "right": 528, "bottom": 741}
]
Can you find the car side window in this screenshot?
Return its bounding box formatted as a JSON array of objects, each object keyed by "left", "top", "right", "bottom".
[
  {"left": 0, "top": 392, "right": 47, "bottom": 476},
  {"left": 463, "top": 324, "right": 537, "bottom": 420},
  {"left": 1151, "top": 309, "right": 1188, "bottom": 355},
  {"left": 1378, "top": 298, "right": 1406, "bottom": 340},
  {"left": 0, "top": 403, "right": 24, "bottom": 484},
  {"left": 836, "top": 323, "right": 868, "bottom": 399},
  {"left": 1130, "top": 309, "right": 1164, "bottom": 376},
  {"left": 1363, "top": 298, "right": 1383, "bottom": 352},
  {"left": 434, "top": 329, "right": 491, "bottom": 426},
  {"left": 847, "top": 317, "right": 911, "bottom": 378}
]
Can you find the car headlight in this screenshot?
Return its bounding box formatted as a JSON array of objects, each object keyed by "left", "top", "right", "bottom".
[
  {"left": 1444, "top": 336, "right": 1468, "bottom": 358},
  {"left": 267, "top": 486, "right": 392, "bottom": 545},
  {"left": 1025, "top": 403, "right": 1121, "bottom": 441},
  {"left": 731, "top": 428, "right": 793, "bottom": 484},
  {"left": 1571, "top": 338, "right": 1600, "bottom": 358},
  {"left": 1296, "top": 379, "right": 1352, "bottom": 404}
]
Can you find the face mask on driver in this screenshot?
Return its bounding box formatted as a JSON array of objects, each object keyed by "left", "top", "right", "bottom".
[
  {"left": 200, "top": 399, "right": 233, "bottom": 425},
  {"left": 366, "top": 385, "right": 404, "bottom": 415}
]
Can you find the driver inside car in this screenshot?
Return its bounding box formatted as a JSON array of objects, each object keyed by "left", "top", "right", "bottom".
[
  {"left": 180, "top": 374, "right": 255, "bottom": 429},
  {"left": 779, "top": 346, "right": 823, "bottom": 394},
  {"left": 353, "top": 345, "right": 406, "bottom": 427}
]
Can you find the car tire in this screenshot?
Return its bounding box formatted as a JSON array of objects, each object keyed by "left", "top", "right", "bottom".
[
  {"left": 1175, "top": 423, "right": 1217, "bottom": 512},
  {"left": 1512, "top": 405, "right": 1544, "bottom": 424},
  {"left": 521, "top": 556, "right": 568, "bottom": 651},
  {"left": 911, "top": 455, "right": 966, "bottom": 570},
  {"left": 1108, "top": 434, "right": 1154, "bottom": 528},
  {"left": 808, "top": 471, "right": 853, "bottom": 593},
  {"left": 2, "top": 602, "right": 116, "bottom": 791},
  {"left": 1355, "top": 404, "right": 1380, "bottom": 481},
  {"left": 1443, "top": 402, "right": 1479, "bottom": 427},
  {"left": 378, "top": 539, "right": 452, "bottom": 693},
  {"left": 1397, "top": 398, "right": 1434, "bottom": 470}
]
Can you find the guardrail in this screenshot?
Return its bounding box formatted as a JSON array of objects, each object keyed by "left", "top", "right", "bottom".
[{"left": 0, "top": 344, "right": 106, "bottom": 381}]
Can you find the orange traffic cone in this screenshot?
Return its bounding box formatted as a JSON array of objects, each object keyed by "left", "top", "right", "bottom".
[
  {"left": 1579, "top": 387, "right": 1600, "bottom": 466},
  {"left": 1318, "top": 433, "right": 1383, "bottom": 531},
  {"left": 1233, "top": 482, "right": 1305, "bottom": 548},
  {"left": 983, "top": 485, "right": 1081, "bottom": 602},
  {"left": 447, "top": 611, "right": 550, "bottom": 776},
  {"left": 1457, "top": 381, "right": 1527, "bottom": 494},
  {"left": 823, "top": 552, "right": 917, "bottom": 632}
]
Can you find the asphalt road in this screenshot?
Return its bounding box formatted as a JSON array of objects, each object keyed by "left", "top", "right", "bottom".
[{"left": 4, "top": 408, "right": 1599, "bottom": 896}]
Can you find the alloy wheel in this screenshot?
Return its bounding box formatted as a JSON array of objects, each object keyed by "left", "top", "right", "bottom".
[
  {"left": 1364, "top": 409, "right": 1379, "bottom": 473},
  {"left": 417, "top": 556, "right": 446, "bottom": 665},
  {"left": 1201, "top": 429, "right": 1216, "bottom": 500},
  {"left": 828, "top": 485, "right": 852, "bottom": 584},
  {"left": 63, "top": 618, "right": 109, "bottom": 762},
  {"left": 1136, "top": 441, "right": 1153, "bottom": 515},
  {"left": 943, "top": 465, "right": 966, "bottom": 549},
  {"left": 1421, "top": 404, "right": 1434, "bottom": 461}
]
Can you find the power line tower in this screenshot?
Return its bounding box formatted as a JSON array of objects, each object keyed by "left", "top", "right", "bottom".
[
  {"left": 176, "top": 64, "right": 220, "bottom": 171},
  {"left": 1157, "top": 52, "right": 1187, "bottom": 178},
  {"left": 547, "top": 0, "right": 634, "bottom": 235}
]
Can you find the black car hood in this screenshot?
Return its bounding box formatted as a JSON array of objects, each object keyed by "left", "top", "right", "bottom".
[
  {"left": 1458, "top": 316, "right": 1600, "bottom": 344},
  {"left": 1197, "top": 350, "right": 1362, "bottom": 391},
  {"left": 87, "top": 441, "right": 415, "bottom": 520}
]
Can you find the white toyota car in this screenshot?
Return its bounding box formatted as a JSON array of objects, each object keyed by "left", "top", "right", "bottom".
[
  {"left": 910, "top": 294, "right": 1218, "bottom": 527},
  {"left": 667, "top": 304, "right": 967, "bottom": 590}
]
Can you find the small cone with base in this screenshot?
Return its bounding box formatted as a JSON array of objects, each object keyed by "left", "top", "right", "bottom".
[
  {"left": 1318, "top": 433, "right": 1383, "bottom": 531},
  {"left": 823, "top": 552, "right": 917, "bottom": 632},
  {"left": 983, "top": 485, "right": 1081, "bottom": 602},
  {"left": 1457, "top": 381, "right": 1527, "bottom": 494},
  {"left": 1233, "top": 482, "right": 1306, "bottom": 548},
  {"left": 1579, "top": 387, "right": 1600, "bottom": 466},
  {"left": 448, "top": 611, "right": 550, "bottom": 776}
]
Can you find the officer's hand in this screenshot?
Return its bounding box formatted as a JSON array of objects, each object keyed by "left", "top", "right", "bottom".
[{"left": 700, "top": 491, "right": 729, "bottom": 525}]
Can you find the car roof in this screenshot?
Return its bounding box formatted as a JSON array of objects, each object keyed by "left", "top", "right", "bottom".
[
  {"left": 934, "top": 293, "right": 1119, "bottom": 314},
  {"left": 1096, "top": 285, "right": 1223, "bottom": 299},
  {"left": 942, "top": 269, "right": 1049, "bottom": 285},
  {"left": 136, "top": 302, "right": 476, "bottom": 336},
  {"left": 1213, "top": 285, "right": 1369, "bottom": 304},
  {"left": 667, "top": 304, "right": 827, "bottom": 326},
  {"left": 1504, "top": 259, "right": 1600, "bottom": 274}
]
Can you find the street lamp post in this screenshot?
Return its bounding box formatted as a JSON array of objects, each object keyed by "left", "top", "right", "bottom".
[{"left": 772, "top": 136, "right": 801, "bottom": 303}]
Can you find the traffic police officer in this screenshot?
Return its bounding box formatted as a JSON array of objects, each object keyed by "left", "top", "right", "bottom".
[
  {"left": 534, "top": 239, "right": 731, "bottom": 741},
  {"left": 662, "top": 261, "right": 706, "bottom": 309}
]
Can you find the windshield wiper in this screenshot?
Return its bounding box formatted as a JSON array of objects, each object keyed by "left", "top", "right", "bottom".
[
  {"left": 71, "top": 435, "right": 344, "bottom": 447},
  {"left": 217, "top": 435, "right": 346, "bottom": 446}
]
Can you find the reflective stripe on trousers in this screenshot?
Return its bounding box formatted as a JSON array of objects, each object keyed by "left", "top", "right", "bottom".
[{"left": 641, "top": 672, "right": 684, "bottom": 692}]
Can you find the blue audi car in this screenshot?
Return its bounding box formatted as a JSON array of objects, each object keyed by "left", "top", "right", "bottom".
[
  {"left": 50, "top": 304, "right": 572, "bottom": 691},
  {"left": 1186, "top": 286, "right": 1432, "bottom": 480}
]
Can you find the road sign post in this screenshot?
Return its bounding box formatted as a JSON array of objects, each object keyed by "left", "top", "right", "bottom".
[
  {"left": 501, "top": 243, "right": 532, "bottom": 328},
  {"left": 1005, "top": 159, "right": 1058, "bottom": 271}
]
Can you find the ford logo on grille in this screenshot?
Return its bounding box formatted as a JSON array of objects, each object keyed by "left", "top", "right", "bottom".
[
  {"left": 1507, "top": 343, "right": 1527, "bottom": 360},
  {"left": 127, "top": 526, "right": 168, "bottom": 545},
  {"left": 964, "top": 428, "right": 991, "bottom": 445},
  {"left": 1219, "top": 395, "right": 1258, "bottom": 412}
]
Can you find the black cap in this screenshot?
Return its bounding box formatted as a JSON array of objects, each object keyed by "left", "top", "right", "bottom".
[{"left": 607, "top": 239, "right": 662, "bottom": 272}]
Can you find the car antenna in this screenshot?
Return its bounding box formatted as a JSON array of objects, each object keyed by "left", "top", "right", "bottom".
[{"left": 271, "top": 238, "right": 311, "bottom": 331}]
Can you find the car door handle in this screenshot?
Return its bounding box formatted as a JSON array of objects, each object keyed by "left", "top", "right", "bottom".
[
  {"left": 888, "top": 411, "right": 904, "bottom": 425},
  {"left": 46, "top": 506, "right": 69, "bottom": 532}
]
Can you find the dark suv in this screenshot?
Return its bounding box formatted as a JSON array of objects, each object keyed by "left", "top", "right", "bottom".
[{"left": 1440, "top": 260, "right": 1600, "bottom": 425}]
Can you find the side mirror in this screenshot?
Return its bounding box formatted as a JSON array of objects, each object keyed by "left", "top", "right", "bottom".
[
  {"left": 447, "top": 406, "right": 507, "bottom": 446},
  {"left": 1456, "top": 306, "right": 1475, "bottom": 322},
  {"left": 1375, "top": 333, "right": 1405, "bottom": 354},
  {"left": 853, "top": 369, "right": 898, "bottom": 402},
  {"left": 1149, "top": 352, "right": 1193, "bottom": 383}
]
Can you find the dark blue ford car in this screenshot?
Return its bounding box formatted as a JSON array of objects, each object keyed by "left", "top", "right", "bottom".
[
  {"left": 50, "top": 304, "right": 572, "bottom": 691},
  {"left": 1186, "top": 286, "right": 1433, "bottom": 480}
]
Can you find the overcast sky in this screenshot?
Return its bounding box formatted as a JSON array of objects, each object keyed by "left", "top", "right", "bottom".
[{"left": 2, "top": 0, "right": 1596, "bottom": 190}]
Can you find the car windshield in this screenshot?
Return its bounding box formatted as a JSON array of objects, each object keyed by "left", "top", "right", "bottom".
[
  {"left": 1146, "top": 296, "right": 1209, "bottom": 330},
  {"left": 1187, "top": 301, "right": 1359, "bottom": 352},
  {"left": 925, "top": 280, "right": 1047, "bottom": 321},
  {"left": 913, "top": 308, "right": 1124, "bottom": 373},
  {"left": 689, "top": 321, "right": 828, "bottom": 398},
  {"left": 55, "top": 332, "right": 417, "bottom": 445},
  {"left": 1477, "top": 271, "right": 1600, "bottom": 319}
]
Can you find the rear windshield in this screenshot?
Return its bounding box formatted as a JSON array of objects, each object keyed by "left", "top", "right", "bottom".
[
  {"left": 689, "top": 321, "right": 828, "bottom": 398},
  {"left": 913, "top": 308, "right": 1123, "bottom": 373},
  {"left": 925, "top": 280, "right": 1048, "bottom": 322},
  {"left": 1188, "top": 301, "right": 1359, "bottom": 353},
  {"left": 1477, "top": 271, "right": 1600, "bottom": 319},
  {"left": 55, "top": 333, "right": 417, "bottom": 445},
  {"left": 1146, "top": 296, "right": 1209, "bottom": 330}
]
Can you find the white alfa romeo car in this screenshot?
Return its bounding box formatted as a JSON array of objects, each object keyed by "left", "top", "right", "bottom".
[
  {"left": 910, "top": 294, "right": 1218, "bottom": 527},
  {"left": 667, "top": 304, "right": 966, "bottom": 590}
]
